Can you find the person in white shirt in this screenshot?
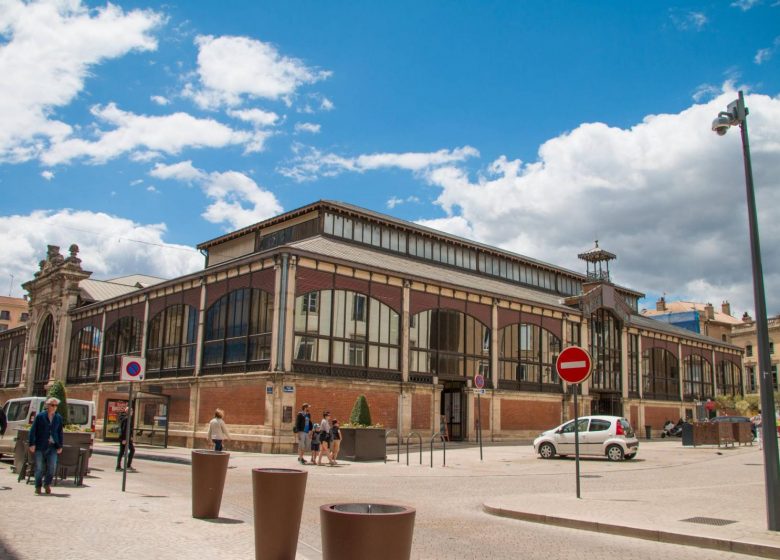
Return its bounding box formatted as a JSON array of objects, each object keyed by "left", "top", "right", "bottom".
[{"left": 207, "top": 408, "right": 231, "bottom": 451}]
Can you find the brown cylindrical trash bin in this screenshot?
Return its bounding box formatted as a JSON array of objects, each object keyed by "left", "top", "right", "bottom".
[
  {"left": 320, "top": 503, "right": 415, "bottom": 560},
  {"left": 252, "top": 468, "right": 307, "bottom": 560},
  {"left": 191, "top": 450, "right": 230, "bottom": 519}
]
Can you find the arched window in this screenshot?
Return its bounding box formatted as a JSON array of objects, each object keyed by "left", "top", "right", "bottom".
[
  {"left": 293, "top": 290, "right": 400, "bottom": 372},
  {"left": 0, "top": 340, "right": 24, "bottom": 388},
  {"left": 642, "top": 347, "right": 679, "bottom": 400},
  {"left": 33, "top": 314, "right": 54, "bottom": 393},
  {"left": 717, "top": 359, "right": 743, "bottom": 397},
  {"left": 67, "top": 325, "right": 101, "bottom": 383},
  {"left": 102, "top": 316, "right": 143, "bottom": 381},
  {"left": 147, "top": 304, "right": 198, "bottom": 377},
  {"left": 498, "top": 323, "right": 560, "bottom": 390},
  {"left": 590, "top": 309, "right": 622, "bottom": 392},
  {"left": 203, "top": 288, "right": 273, "bottom": 371},
  {"left": 683, "top": 354, "right": 713, "bottom": 400},
  {"left": 409, "top": 308, "right": 488, "bottom": 378}
]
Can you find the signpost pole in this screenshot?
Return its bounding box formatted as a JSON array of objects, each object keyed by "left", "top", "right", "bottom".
[
  {"left": 573, "top": 384, "right": 581, "bottom": 499},
  {"left": 477, "top": 392, "right": 483, "bottom": 461},
  {"left": 122, "top": 383, "right": 133, "bottom": 492}
]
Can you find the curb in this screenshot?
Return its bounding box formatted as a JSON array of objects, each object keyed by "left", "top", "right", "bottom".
[
  {"left": 91, "top": 447, "right": 191, "bottom": 466},
  {"left": 483, "top": 504, "right": 780, "bottom": 560}
]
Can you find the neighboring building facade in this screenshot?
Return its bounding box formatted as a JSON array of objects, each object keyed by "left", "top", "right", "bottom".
[
  {"left": 0, "top": 295, "right": 29, "bottom": 332},
  {"left": 0, "top": 201, "right": 744, "bottom": 451},
  {"left": 730, "top": 314, "right": 780, "bottom": 395},
  {"left": 641, "top": 299, "right": 742, "bottom": 343}
]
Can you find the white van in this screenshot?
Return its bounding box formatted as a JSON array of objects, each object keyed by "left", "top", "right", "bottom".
[{"left": 1, "top": 396, "right": 96, "bottom": 451}]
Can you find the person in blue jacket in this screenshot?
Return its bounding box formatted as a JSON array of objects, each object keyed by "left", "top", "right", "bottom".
[{"left": 28, "top": 397, "right": 64, "bottom": 495}]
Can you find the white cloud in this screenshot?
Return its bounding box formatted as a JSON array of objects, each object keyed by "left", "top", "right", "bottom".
[
  {"left": 670, "top": 10, "right": 708, "bottom": 31},
  {"left": 416, "top": 90, "right": 780, "bottom": 317},
  {"left": 294, "top": 122, "right": 321, "bottom": 134},
  {"left": 150, "top": 161, "right": 283, "bottom": 230},
  {"left": 754, "top": 37, "right": 780, "bottom": 64},
  {"left": 146, "top": 185, "right": 158, "bottom": 193},
  {"left": 42, "top": 103, "right": 251, "bottom": 165},
  {"left": 731, "top": 0, "right": 761, "bottom": 10},
  {"left": 278, "top": 145, "right": 480, "bottom": 182},
  {"left": 386, "top": 195, "right": 420, "bottom": 209},
  {"left": 150, "top": 95, "right": 170, "bottom": 106},
  {"left": 41, "top": 170, "right": 54, "bottom": 181},
  {"left": 227, "top": 108, "right": 280, "bottom": 127},
  {"left": 0, "top": 209, "right": 202, "bottom": 297},
  {"left": 0, "top": 0, "right": 163, "bottom": 163},
  {"left": 184, "top": 35, "right": 331, "bottom": 109}
]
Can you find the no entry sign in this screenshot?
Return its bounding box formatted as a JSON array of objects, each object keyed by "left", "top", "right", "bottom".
[{"left": 555, "top": 346, "right": 592, "bottom": 384}]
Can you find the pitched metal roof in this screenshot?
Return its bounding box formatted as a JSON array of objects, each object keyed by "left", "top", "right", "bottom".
[
  {"left": 79, "top": 275, "right": 165, "bottom": 303},
  {"left": 287, "top": 236, "right": 573, "bottom": 311}
]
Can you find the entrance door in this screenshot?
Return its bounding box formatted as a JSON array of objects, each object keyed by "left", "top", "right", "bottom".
[
  {"left": 441, "top": 383, "right": 465, "bottom": 441},
  {"left": 590, "top": 392, "right": 623, "bottom": 417}
]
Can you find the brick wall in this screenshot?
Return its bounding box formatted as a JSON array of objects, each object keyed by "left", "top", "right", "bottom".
[
  {"left": 67, "top": 389, "right": 95, "bottom": 402},
  {"left": 412, "top": 393, "right": 431, "bottom": 430},
  {"left": 296, "top": 386, "right": 398, "bottom": 427},
  {"left": 167, "top": 387, "right": 191, "bottom": 423},
  {"left": 473, "top": 395, "right": 491, "bottom": 430},
  {"left": 644, "top": 405, "right": 680, "bottom": 429},
  {"left": 500, "top": 398, "right": 560, "bottom": 430},
  {"left": 198, "top": 384, "right": 265, "bottom": 425}
]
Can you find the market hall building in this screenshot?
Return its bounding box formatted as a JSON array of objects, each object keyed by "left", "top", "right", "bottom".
[{"left": 0, "top": 201, "right": 744, "bottom": 451}]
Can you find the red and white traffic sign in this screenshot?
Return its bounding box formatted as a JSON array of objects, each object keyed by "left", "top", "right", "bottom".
[
  {"left": 474, "top": 373, "right": 485, "bottom": 389},
  {"left": 555, "top": 346, "right": 592, "bottom": 384},
  {"left": 120, "top": 355, "right": 146, "bottom": 382}
]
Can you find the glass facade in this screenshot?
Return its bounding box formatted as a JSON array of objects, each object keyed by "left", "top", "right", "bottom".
[
  {"left": 294, "top": 290, "right": 400, "bottom": 370},
  {"left": 589, "top": 309, "right": 622, "bottom": 392},
  {"left": 102, "top": 316, "right": 143, "bottom": 380},
  {"left": 410, "top": 309, "right": 489, "bottom": 378},
  {"left": 67, "top": 325, "right": 101, "bottom": 383},
  {"left": 642, "top": 347, "right": 680, "bottom": 400},
  {"left": 627, "top": 334, "right": 640, "bottom": 395},
  {"left": 683, "top": 354, "right": 713, "bottom": 400},
  {"left": 716, "top": 359, "right": 743, "bottom": 397},
  {"left": 498, "top": 323, "right": 560, "bottom": 389},
  {"left": 0, "top": 339, "right": 23, "bottom": 387},
  {"left": 147, "top": 305, "right": 198, "bottom": 376},
  {"left": 203, "top": 289, "right": 273, "bottom": 370},
  {"left": 33, "top": 315, "right": 54, "bottom": 391}
]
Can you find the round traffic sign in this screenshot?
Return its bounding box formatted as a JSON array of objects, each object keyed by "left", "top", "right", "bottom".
[
  {"left": 555, "top": 346, "right": 592, "bottom": 384},
  {"left": 125, "top": 361, "right": 143, "bottom": 377},
  {"left": 474, "top": 374, "right": 485, "bottom": 389}
]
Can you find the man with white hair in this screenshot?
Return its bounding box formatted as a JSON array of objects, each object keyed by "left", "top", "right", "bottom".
[{"left": 28, "top": 397, "right": 64, "bottom": 495}]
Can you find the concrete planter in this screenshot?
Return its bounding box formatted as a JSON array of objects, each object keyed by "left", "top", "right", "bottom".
[
  {"left": 338, "top": 427, "right": 386, "bottom": 461},
  {"left": 252, "top": 468, "right": 307, "bottom": 559},
  {"left": 320, "top": 503, "right": 415, "bottom": 560},
  {"left": 191, "top": 450, "right": 230, "bottom": 518}
]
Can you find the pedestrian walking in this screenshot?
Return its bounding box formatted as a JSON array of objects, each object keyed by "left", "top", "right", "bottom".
[
  {"left": 330, "top": 419, "right": 341, "bottom": 464},
  {"left": 0, "top": 404, "right": 7, "bottom": 436},
  {"left": 294, "top": 403, "right": 312, "bottom": 465},
  {"left": 116, "top": 402, "right": 136, "bottom": 472},
  {"left": 440, "top": 415, "right": 449, "bottom": 441},
  {"left": 318, "top": 411, "right": 336, "bottom": 465},
  {"left": 751, "top": 410, "right": 762, "bottom": 449},
  {"left": 28, "top": 397, "right": 64, "bottom": 495},
  {"left": 310, "top": 423, "right": 321, "bottom": 464},
  {"left": 207, "top": 408, "right": 231, "bottom": 451}
]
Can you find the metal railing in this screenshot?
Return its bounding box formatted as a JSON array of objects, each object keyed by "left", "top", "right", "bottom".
[
  {"left": 384, "top": 429, "right": 400, "bottom": 464},
  {"left": 405, "top": 432, "right": 422, "bottom": 466}
]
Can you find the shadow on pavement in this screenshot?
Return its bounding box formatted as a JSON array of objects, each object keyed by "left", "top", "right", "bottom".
[
  {"left": 0, "top": 535, "right": 21, "bottom": 559},
  {"left": 200, "top": 517, "right": 244, "bottom": 524}
]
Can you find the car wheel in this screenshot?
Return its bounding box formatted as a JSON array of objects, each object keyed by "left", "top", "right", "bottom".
[
  {"left": 538, "top": 442, "right": 555, "bottom": 459},
  {"left": 606, "top": 444, "right": 624, "bottom": 461},
  {"left": 625, "top": 453, "right": 636, "bottom": 460}
]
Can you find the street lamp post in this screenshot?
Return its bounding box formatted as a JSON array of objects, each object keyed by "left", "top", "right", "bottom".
[{"left": 712, "top": 90, "right": 780, "bottom": 531}]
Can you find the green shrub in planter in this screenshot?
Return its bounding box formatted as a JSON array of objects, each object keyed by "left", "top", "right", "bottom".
[
  {"left": 349, "top": 395, "right": 372, "bottom": 427},
  {"left": 47, "top": 379, "right": 69, "bottom": 426}
]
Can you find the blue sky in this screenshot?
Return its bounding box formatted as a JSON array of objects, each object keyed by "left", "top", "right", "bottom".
[{"left": 1, "top": 0, "right": 779, "bottom": 317}]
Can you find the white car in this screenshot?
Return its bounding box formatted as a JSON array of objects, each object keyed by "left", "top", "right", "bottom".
[{"left": 533, "top": 415, "right": 639, "bottom": 461}]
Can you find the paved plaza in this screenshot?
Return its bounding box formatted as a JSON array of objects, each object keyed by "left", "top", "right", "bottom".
[{"left": 1, "top": 438, "right": 779, "bottom": 559}]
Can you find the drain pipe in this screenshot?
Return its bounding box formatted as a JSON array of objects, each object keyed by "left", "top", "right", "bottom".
[{"left": 275, "top": 253, "right": 289, "bottom": 372}]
